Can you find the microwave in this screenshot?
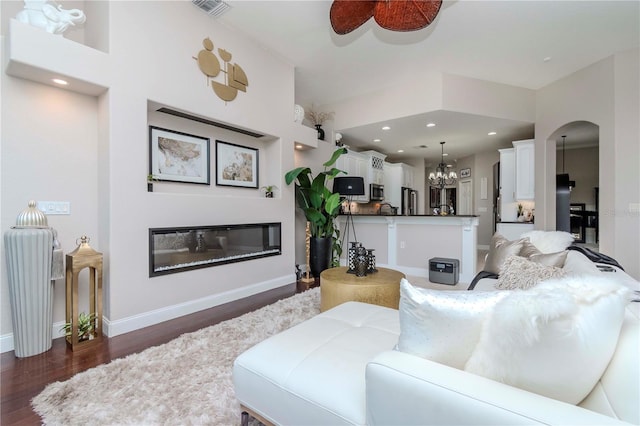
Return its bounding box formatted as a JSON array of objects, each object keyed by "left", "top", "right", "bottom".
[{"left": 370, "top": 183, "right": 384, "bottom": 201}]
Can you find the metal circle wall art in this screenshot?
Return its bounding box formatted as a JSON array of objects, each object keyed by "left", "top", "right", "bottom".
[{"left": 194, "top": 37, "right": 249, "bottom": 103}]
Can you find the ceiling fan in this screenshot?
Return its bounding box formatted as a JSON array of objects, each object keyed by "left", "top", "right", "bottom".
[{"left": 330, "top": 0, "right": 442, "bottom": 35}]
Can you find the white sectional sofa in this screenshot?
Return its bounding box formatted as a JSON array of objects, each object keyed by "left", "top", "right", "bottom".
[{"left": 233, "top": 236, "right": 639, "bottom": 425}]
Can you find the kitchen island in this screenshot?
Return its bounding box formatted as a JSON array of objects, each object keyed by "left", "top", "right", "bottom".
[{"left": 337, "top": 215, "right": 479, "bottom": 284}]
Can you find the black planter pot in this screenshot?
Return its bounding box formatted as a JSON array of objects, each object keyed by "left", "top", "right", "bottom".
[
  {"left": 309, "top": 236, "right": 332, "bottom": 278},
  {"left": 315, "top": 124, "right": 325, "bottom": 141}
]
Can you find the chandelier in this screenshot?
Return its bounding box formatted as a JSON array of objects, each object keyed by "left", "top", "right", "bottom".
[{"left": 428, "top": 141, "right": 457, "bottom": 189}]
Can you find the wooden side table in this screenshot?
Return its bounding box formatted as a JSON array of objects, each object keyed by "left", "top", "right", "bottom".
[{"left": 320, "top": 266, "right": 405, "bottom": 312}]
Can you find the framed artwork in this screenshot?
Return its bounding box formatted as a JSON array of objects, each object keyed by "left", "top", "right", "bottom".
[
  {"left": 215, "top": 140, "right": 259, "bottom": 188},
  {"left": 460, "top": 168, "right": 471, "bottom": 178},
  {"left": 149, "top": 126, "right": 210, "bottom": 184}
]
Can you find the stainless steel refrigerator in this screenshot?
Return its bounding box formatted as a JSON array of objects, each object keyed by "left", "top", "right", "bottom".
[{"left": 401, "top": 187, "right": 417, "bottom": 215}]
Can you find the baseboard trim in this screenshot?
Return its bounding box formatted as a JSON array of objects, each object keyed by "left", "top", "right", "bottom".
[{"left": 1, "top": 274, "right": 294, "bottom": 354}]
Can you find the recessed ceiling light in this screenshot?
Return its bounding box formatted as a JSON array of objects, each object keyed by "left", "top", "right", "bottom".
[
  {"left": 382, "top": 126, "right": 390, "bottom": 130},
  {"left": 373, "top": 138, "right": 381, "bottom": 142},
  {"left": 426, "top": 123, "right": 436, "bottom": 127},
  {"left": 397, "top": 149, "right": 404, "bottom": 153},
  {"left": 488, "top": 131, "right": 497, "bottom": 136},
  {"left": 52, "top": 78, "right": 68, "bottom": 85},
  {"left": 543, "top": 57, "right": 552, "bottom": 62},
  {"left": 295, "top": 144, "right": 303, "bottom": 149},
  {"left": 442, "top": 153, "right": 449, "bottom": 157}
]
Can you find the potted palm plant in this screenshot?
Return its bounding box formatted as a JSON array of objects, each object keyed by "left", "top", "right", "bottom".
[{"left": 285, "top": 147, "right": 347, "bottom": 276}]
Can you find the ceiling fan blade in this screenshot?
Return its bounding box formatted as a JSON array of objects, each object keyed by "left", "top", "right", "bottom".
[
  {"left": 330, "top": 0, "right": 377, "bottom": 35},
  {"left": 374, "top": 0, "right": 442, "bottom": 32}
]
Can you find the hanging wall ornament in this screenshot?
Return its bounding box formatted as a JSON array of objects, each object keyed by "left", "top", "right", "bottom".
[{"left": 193, "top": 37, "right": 249, "bottom": 103}]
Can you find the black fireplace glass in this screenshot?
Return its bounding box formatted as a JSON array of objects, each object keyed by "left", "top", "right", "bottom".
[{"left": 149, "top": 222, "right": 281, "bottom": 277}]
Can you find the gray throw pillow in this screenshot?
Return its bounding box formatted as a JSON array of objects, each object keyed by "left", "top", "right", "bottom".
[
  {"left": 530, "top": 251, "right": 568, "bottom": 268},
  {"left": 484, "top": 233, "right": 525, "bottom": 274}
]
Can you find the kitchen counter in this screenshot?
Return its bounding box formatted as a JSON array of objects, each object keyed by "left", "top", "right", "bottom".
[{"left": 336, "top": 215, "right": 478, "bottom": 283}]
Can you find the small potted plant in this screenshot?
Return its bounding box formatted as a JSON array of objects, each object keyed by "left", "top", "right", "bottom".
[
  {"left": 60, "top": 311, "right": 97, "bottom": 342},
  {"left": 305, "top": 104, "right": 334, "bottom": 141},
  {"left": 147, "top": 174, "right": 159, "bottom": 192},
  {"left": 261, "top": 185, "right": 277, "bottom": 198}
]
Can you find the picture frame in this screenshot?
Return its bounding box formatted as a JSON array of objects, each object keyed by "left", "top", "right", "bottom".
[
  {"left": 460, "top": 168, "right": 471, "bottom": 178},
  {"left": 215, "top": 140, "right": 259, "bottom": 188},
  {"left": 149, "top": 126, "right": 210, "bottom": 184}
]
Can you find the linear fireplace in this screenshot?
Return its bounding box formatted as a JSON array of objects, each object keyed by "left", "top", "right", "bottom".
[{"left": 149, "top": 222, "right": 281, "bottom": 277}]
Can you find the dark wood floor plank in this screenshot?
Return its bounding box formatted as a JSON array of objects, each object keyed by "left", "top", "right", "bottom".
[{"left": 1, "top": 283, "right": 299, "bottom": 425}]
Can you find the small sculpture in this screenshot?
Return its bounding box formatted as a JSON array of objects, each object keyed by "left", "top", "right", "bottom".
[{"left": 16, "top": 1, "right": 86, "bottom": 35}]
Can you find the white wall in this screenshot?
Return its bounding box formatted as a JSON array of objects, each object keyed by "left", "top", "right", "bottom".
[
  {"left": 536, "top": 49, "right": 639, "bottom": 279},
  {"left": 1, "top": 1, "right": 299, "bottom": 347},
  {"left": 473, "top": 150, "right": 501, "bottom": 247}
]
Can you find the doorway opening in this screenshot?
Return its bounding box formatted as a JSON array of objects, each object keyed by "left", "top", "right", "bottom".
[{"left": 548, "top": 121, "right": 599, "bottom": 251}]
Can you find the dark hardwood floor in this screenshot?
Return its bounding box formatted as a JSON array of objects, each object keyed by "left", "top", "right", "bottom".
[{"left": 1, "top": 282, "right": 310, "bottom": 425}]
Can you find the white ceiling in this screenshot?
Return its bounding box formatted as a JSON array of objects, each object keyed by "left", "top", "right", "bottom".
[{"left": 217, "top": 0, "right": 639, "bottom": 164}]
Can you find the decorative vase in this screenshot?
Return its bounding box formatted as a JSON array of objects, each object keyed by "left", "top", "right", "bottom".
[
  {"left": 147, "top": 182, "right": 153, "bottom": 192},
  {"left": 354, "top": 246, "right": 368, "bottom": 277},
  {"left": 367, "top": 249, "right": 377, "bottom": 273},
  {"left": 265, "top": 191, "right": 274, "bottom": 198},
  {"left": 347, "top": 241, "right": 359, "bottom": 273},
  {"left": 294, "top": 104, "right": 305, "bottom": 123},
  {"left": 309, "top": 237, "right": 332, "bottom": 278},
  {"left": 315, "top": 124, "right": 325, "bottom": 141}
]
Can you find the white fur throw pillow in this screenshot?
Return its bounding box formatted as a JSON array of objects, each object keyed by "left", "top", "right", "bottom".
[
  {"left": 465, "top": 275, "right": 631, "bottom": 405},
  {"left": 396, "top": 279, "right": 509, "bottom": 369},
  {"left": 520, "top": 230, "right": 574, "bottom": 254},
  {"left": 496, "top": 255, "right": 566, "bottom": 290}
]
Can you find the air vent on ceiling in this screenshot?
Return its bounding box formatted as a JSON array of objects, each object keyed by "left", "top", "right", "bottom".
[{"left": 192, "top": 0, "right": 230, "bottom": 17}]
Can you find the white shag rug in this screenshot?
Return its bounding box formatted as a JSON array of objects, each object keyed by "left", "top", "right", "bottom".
[{"left": 32, "top": 288, "right": 320, "bottom": 425}]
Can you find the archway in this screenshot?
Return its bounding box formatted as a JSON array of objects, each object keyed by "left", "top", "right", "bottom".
[{"left": 547, "top": 121, "right": 599, "bottom": 250}]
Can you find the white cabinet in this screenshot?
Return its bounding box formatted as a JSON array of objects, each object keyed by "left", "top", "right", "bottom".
[
  {"left": 362, "top": 150, "right": 387, "bottom": 186},
  {"left": 499, "top": 148, "right": 517, "bottom": 222},
  {"left": 336, "top": 150, "right": 368, "bottom": 202},
  {"left": 400, "top": 163, "right": 414, "bottom": 188},
  {"left": 337, "top": 150, "right": 386, "bottom": 202},
  {"left": 513, "top": 139, "right": 535, "bottom": 200},
  {"left": 384, "top": 162, "right": 414, "bottom": 208}
]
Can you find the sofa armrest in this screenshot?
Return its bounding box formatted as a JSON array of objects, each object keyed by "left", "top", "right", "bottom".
[{"left": 366, "top": 350, "right": 630, "bottom": 425}]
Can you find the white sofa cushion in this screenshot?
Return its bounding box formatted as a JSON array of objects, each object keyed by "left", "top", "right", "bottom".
[
  {"left": 397, "top": 279, "right": 509, "bottom": 369},
  {"left": 563, "top": 249, "right": 603, "bottom": 276},
  {"left": 233, "top": 301, "right": 400, "bottom": 425},
  {"left": 465, "top": 275, "right": 632, "bottom": 405}
]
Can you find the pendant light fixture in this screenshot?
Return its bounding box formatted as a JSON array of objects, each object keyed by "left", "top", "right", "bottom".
[
  {"left": 561, "top": 135, "right": 576, "bottom": 190},
  {"left": 428, "top": 141, "right": 457, "bottom": 190}
]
